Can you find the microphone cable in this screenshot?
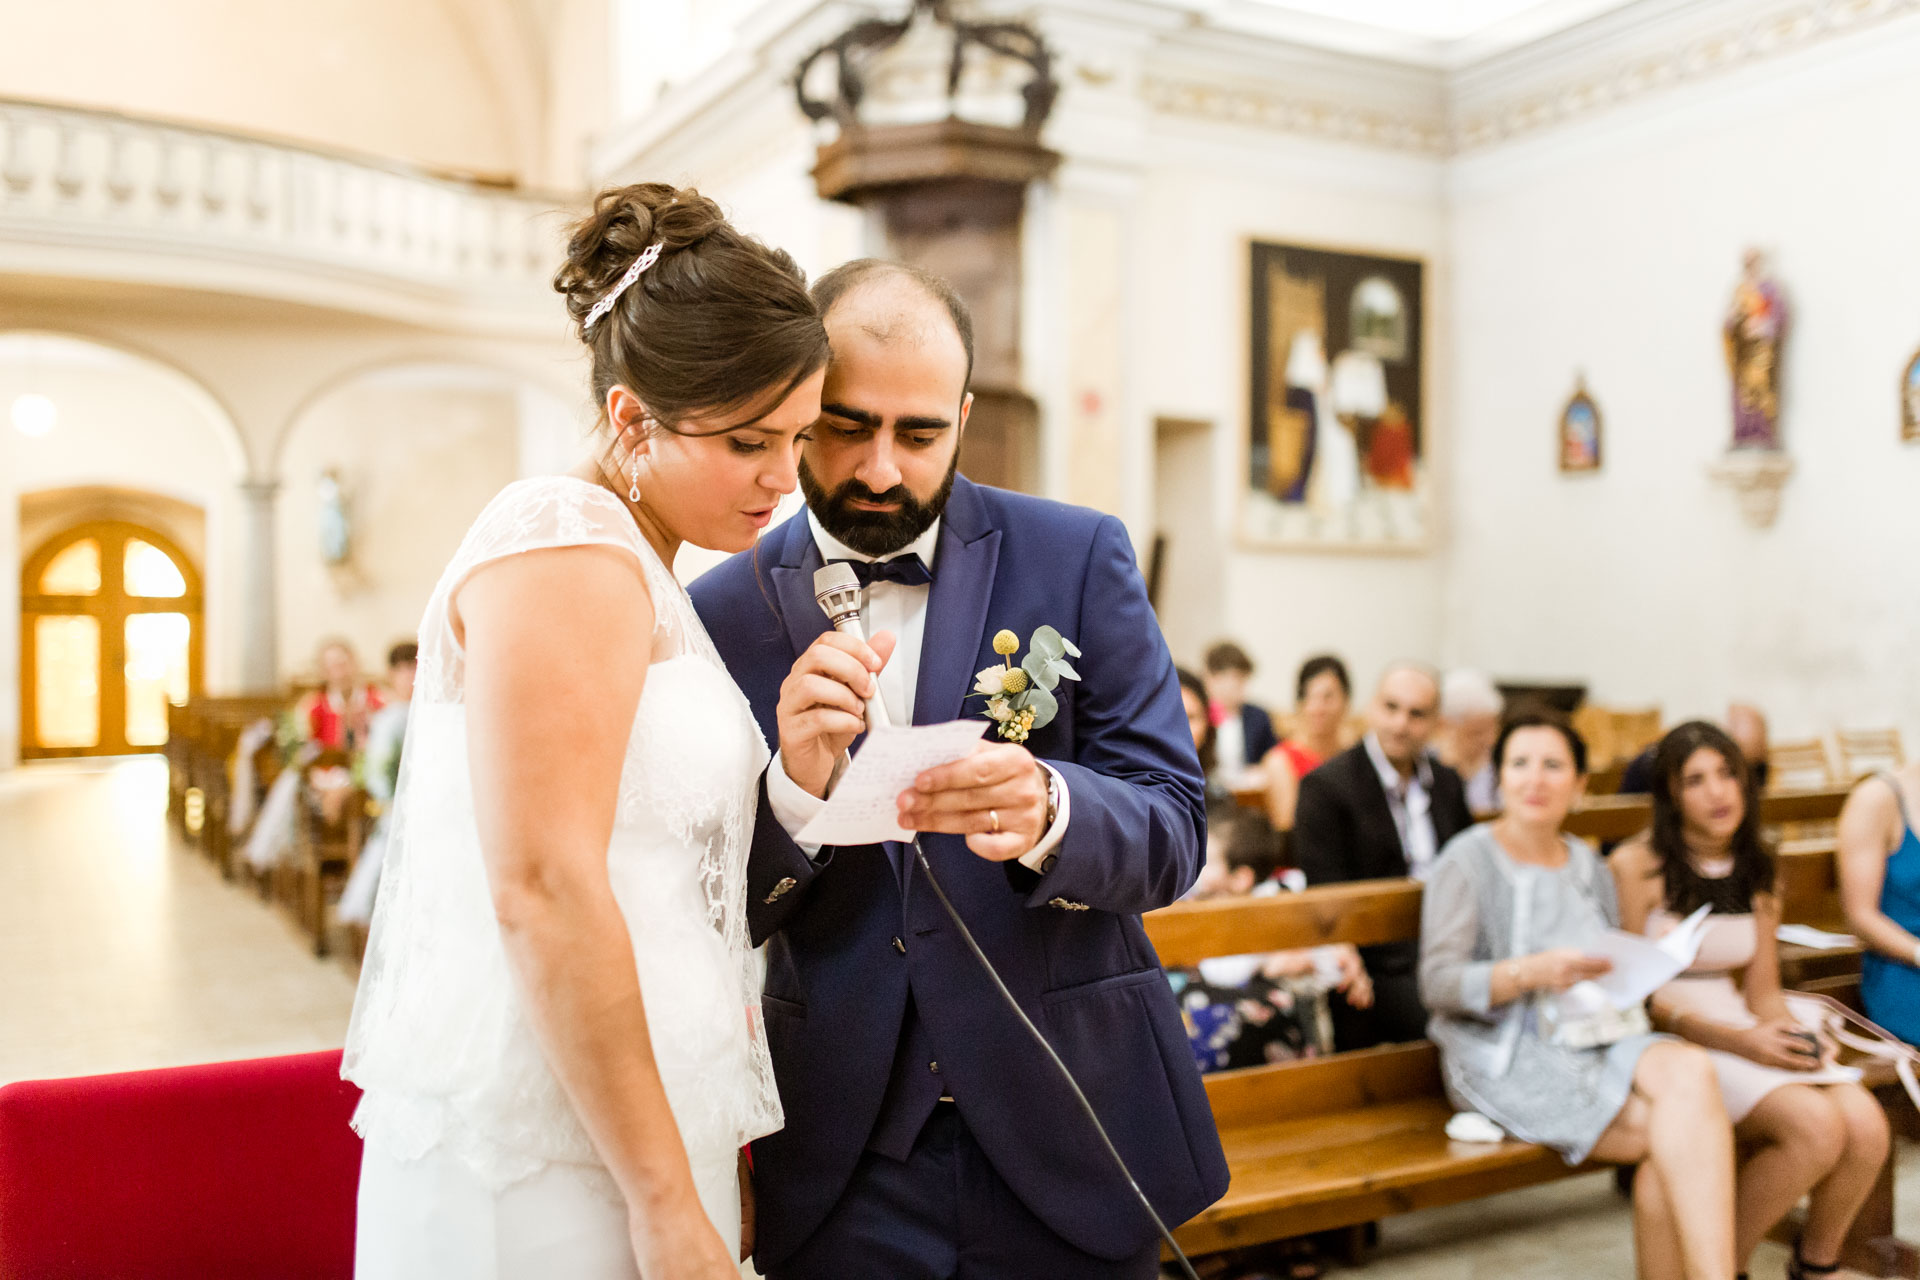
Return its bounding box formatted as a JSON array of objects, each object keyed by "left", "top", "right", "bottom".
[
  {"left": 810, "top": 560, "right": 1205, "bottom": 1278},
  {"left": 906, "top": 835, "right": 1205, "bottom": 1280}
]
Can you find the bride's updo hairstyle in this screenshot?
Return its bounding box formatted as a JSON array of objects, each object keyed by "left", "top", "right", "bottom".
[{"left": 554, "top": 182, "right": 828, "bottom": 433}]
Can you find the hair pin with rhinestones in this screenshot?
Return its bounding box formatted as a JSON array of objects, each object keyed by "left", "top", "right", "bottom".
[{"left": 582, "top": 242, "right": 664, "bottom": 335}]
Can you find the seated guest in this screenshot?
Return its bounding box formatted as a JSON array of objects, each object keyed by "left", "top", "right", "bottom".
[
  {"left": 1838, "top": 759, "right": 1920, "bottom": 1046},
  {"left": 294, "top": 637, "right": 385, "bottom": 753},
  {"left": 1422, "top": 709, "right": 1738, "bottom": 1280},
  {"left": 337, "top": 642, "right": 418, "bottom": 928},
  {"left": 1204, "top": 640, "right": 1279, "bottom": 784},
  {"left": 1614, "top": 722, "right": 1889, "bottom": 1280},
  {"left": 1620, "top": 703, "right": 1769, "bottom": 795},
  {"left": 1177, "top": 666, "right": 1231, "bottom": 807},
  {"left": 1174, "top": 806, "right": 1370, "bottom": 1073},
  {"left": 1295, "top": 662, "right": 1471, "bottom": 1048},
  {"left": 1440, "top": 669, "right": 1504, "bottom": 815},
  {"left": 244, "top": 637, "right": 383, "bottom": 873},
  {"left": 1263, "top": 654, "right": 1351, "bottom": 832}
]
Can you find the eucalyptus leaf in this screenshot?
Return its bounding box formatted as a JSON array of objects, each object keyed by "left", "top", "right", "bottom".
[
  {"left": 1052, "top": 660, "right": 1081, "bottom": 683},
  {"left": 1028, "top": 626, "right": 1067, "bottom": 662},
  {"left": 1060, "top": 635, "right": 1082, "bottom": 659},
  {"left": 1023, "top": 684, "right": 1059, "bottom": 730},
  {"left": 1022, "top": 652, "right": 1061, "bottom": 691}
]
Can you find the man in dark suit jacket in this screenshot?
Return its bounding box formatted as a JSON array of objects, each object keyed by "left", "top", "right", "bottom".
[
  {"left": 689, "top": 260, "right": 1226, "bottom": 1280},
  {"left": 1293, "top": 663, "right": 1472, "bottom": 1050}
]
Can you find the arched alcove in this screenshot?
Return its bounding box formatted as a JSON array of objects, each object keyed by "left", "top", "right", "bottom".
[
  {"left": 0, "top": 332, "right": 249, "bottom": 766},
  {"left": 273, "top": 360, "right": 587, "bottom": 680}
]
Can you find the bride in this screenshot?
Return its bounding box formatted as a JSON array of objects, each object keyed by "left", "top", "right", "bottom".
[{"left": 343, "top": 182, "right": 829, "bottom": 1278}]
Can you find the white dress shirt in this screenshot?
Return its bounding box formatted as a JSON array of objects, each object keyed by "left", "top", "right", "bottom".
[
  {"left": 765, "top": 510, "right": 1070, "bottom": 872},
  {"left": 1364, "top": 732, "right": 1439, "bottom": 881}
]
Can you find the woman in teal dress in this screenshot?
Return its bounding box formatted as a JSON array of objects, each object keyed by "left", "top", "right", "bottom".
[{"left": 1840, "top": 761, "right": 1920, "bottom": 1044}]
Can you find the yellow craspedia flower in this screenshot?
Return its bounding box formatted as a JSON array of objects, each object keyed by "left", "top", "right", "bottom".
[
  {"left": 992, "top": 630, "right": 1020, "bottom": 656},
  {"left": 1000, "top": 668, "right": 1030, "bottom": 694}
]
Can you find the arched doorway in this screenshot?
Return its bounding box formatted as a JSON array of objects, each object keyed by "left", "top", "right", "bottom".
[{"left": 20, "top": 522, "right": 204, "bottom": 758}]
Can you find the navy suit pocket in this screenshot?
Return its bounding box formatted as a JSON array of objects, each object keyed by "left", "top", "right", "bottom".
[
  {"left": 762, "top": 992, "right": 807, "bottom": 1019},
  {"left": 1041, "top": 967, "right": 1161, "bottom": 1005},
  {"left": 1039, "top": 967, "right": 1209, "bottom": 1213}
]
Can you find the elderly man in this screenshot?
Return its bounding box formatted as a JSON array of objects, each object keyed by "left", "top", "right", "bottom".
[
  {"left": 1440, "top": 669, "right": 1505, "bottom": 815},
  {"left": 1293, "top": 663, "right": 1473, "bottom": 1049}
]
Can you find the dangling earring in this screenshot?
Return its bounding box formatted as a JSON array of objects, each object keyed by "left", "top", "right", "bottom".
[{"left": 628, "top": 447, "right": 641, "bottom": 503}]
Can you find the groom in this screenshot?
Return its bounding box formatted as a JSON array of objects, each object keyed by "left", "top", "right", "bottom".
[{"left": 690, "top": 260, "right": 1226, "bottom": 1278}]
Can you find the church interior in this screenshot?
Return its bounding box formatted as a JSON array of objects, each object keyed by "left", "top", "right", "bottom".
[{"left": 3, "top": 1, "right": 1918, "bottom": 1276}]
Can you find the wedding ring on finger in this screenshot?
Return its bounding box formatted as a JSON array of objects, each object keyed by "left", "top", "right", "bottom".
[{"left": 989, "top": 809, "right": 1001, "bottom": 834}]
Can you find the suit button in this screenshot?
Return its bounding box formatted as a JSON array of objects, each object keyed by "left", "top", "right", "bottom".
[
  {"left": 929, "top": 1061, "right": 940, "bottom": 1073},
  {"left": 892, "top": 937, "right": 906, "bottom": 954}
]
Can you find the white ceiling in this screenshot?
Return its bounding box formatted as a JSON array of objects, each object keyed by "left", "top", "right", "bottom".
[{"left": 1219, "top": 0, "right": 1647, "bottom": 66}]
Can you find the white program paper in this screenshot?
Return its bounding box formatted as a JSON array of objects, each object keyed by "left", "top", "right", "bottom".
[
  {"left": 795, "top": 720, "right": 989, "bottom": 847},
  {"left": 1579, "top": 903, "right": 1714, "bottom": 1010},
  {"left": 1777, "top": 923, "right": 1861, "bottom": 951}
]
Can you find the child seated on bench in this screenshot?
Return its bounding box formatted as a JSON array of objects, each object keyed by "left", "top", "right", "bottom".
[{"left": 1173, "top": 806, "right": 1371, "bottom": 1073}]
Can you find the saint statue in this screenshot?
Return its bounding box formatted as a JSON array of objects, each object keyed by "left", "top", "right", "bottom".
[{"left": 1723, "top": 250, "right": 1787, "bottom": 450}]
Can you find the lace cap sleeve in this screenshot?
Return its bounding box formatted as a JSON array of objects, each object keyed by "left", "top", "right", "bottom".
[{"left": 419, "top": 477, "right": 673, "bottom": 702}]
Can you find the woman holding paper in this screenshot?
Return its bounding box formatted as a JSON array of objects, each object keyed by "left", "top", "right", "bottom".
[
  {"left": 1421, "top": 707, "right": 1738, "bottom": 1280},
  {"left": 1614, "top": 721, "right": 1889, "bottom": 1280}
]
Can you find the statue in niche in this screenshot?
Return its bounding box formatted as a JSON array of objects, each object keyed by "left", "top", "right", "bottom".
[
  {"left": 1723, "top": 249, "right": 1787, "bottom": 450},
  {"left": 1902, "top": 347, "right": 1920, "bottom": 442}
]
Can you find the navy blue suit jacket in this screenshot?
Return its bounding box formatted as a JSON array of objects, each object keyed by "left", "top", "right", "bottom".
[{"left": 688, "top": 477, "right": 1228, "bottom": 1266}]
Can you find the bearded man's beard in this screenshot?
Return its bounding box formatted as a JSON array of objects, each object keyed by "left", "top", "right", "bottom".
[{"left": 799, "top": 452, "right": 959, "bottom": 557}]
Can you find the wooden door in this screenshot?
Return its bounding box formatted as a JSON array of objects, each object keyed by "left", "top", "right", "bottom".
[{"left": 20, "top": 521, "right": 204, "bottom": 758}]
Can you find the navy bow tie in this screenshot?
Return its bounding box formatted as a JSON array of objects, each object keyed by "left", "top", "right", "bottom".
[{"left": 834, "top": 555, "right": 933, "bottom": 588}]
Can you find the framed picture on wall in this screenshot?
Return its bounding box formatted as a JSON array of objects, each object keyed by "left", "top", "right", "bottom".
[
  {"left": 1903, "top": 347, "right": 1920, "bottom": 442},
  {"left": 1242, "top": 239, "right": 1428, "bottom": 551},
  {"left": 1560, "top": 379, "right": 1602, "bottom": 473}
]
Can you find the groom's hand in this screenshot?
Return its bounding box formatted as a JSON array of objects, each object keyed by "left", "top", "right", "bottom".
[
  {"left": 900, "top": 744, "right": 1049, "bottom": 861},
  {"left": 776, "top": 630, "right": 897, "bottom": 799}
]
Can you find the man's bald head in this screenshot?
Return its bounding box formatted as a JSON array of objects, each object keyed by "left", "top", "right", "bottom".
[
  {"left": 812, "top": 259, "right": 974, "bottom": 394},
  {"left": 1370, "top": 662, "right": 1442, "bottom": 773}
]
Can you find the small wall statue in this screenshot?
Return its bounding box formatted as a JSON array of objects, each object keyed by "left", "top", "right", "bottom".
[
  {"left": 1723, "top": 249, "right": 1787, "bottom": 450},
  {"left": 1902, "top": 345, "right": 1920, "bottom": 442}
]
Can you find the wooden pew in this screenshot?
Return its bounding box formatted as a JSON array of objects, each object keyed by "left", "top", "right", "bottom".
[
  {"left": 284, "top": 751, "right": 368, "bottom": 959},
  {"left": 1145, "top": 817, "right": 1913, "bottom": 1275},
  {"left": 177, "top": 696, "right": 284, "bottom": 878}
]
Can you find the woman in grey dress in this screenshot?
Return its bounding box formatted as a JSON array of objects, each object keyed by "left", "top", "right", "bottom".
[{"left": 1420, "top": 707, "right": 1738, "bottom": 1280}]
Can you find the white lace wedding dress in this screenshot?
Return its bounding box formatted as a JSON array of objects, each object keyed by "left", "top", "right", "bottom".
[{"left": 343, "top": 476, "right": 781, "bottom": 1277}]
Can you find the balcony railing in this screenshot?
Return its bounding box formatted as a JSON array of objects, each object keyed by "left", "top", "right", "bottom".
[{"left": 0, "top": 97, "right": 575, "bottom": 323}]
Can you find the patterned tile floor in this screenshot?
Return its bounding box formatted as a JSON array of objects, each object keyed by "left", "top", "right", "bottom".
[{"left": 3, "top": 758, "right": 1911, "bottom": 1278}]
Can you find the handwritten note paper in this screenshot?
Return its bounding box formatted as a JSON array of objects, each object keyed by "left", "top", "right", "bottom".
[{"left": 795, "top": 720, "right": 989, "bottom": 847}]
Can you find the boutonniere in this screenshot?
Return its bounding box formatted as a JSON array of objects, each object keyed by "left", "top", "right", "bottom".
[{"left": 972, "top": 626, "right": 1082, "bottom": 743}]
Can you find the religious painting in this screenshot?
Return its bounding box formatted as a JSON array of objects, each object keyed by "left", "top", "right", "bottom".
[
  {"left": 1903, "top": 347, "right": 1920, "bottom": 443},
  {"left": 1243, "top": 240, "right": 1426, "bottom": 550},
  {"left": 1559, "top": 379, "right": 1602, "bottom": 473}
]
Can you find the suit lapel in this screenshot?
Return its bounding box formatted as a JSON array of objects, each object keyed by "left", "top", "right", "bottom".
[
  {"left": 913, "top": 479, "right": 1001, "bottom": 727},
  {"left": 766, "top": 517, "right": 831, "bottom": 661}
]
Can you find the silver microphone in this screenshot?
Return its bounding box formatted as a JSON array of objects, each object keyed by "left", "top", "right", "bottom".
[{"left": 813, "top": 562, "right": 891, "bottom": 731}]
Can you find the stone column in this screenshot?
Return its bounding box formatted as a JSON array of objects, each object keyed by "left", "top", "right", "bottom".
[{"left": 237, "top": 479, "right": 280, "bottom": 692}]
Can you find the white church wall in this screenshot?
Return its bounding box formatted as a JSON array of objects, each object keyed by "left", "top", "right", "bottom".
[
  {"left": 276, "top": 376, "right": 524, "bottom": 680},
  {"left": 1443, "top": 18, "right": 1920, "bottom": 747},
  {"left": 0, "top": 0, "right": 526, "bottom": 182}
]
